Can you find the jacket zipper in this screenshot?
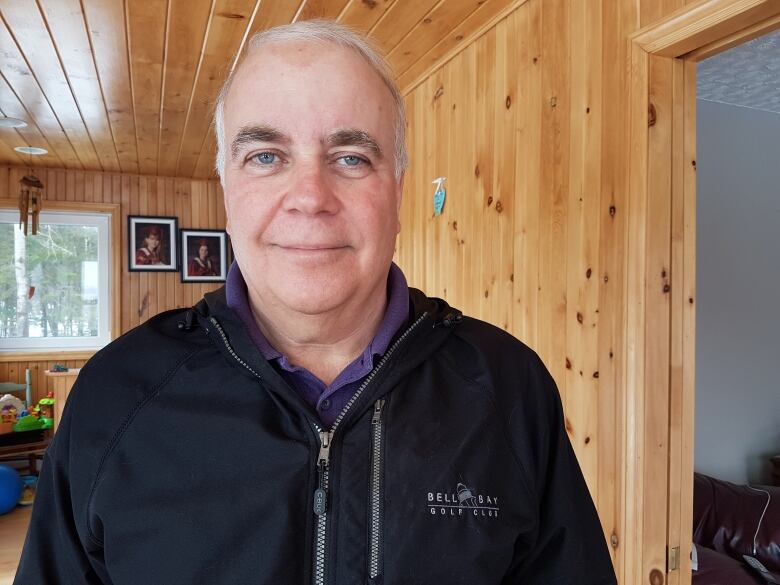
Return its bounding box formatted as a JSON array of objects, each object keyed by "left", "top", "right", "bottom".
[
  {"left": 368, "top": 398, "right": 386, "bottom": 579},
  {"left": 208, "top": 312, "right": 428, "bottom": 585}
]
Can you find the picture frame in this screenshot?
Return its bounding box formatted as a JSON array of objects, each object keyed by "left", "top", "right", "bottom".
[
  {"left": 128, "top": 216, "right": 178, "bottom": 271},
  {"left": 180, "top": 229, "right": 228, "bottom": 283}
]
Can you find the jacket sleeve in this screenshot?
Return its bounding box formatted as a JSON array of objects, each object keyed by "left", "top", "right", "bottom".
[
  {"left": 501, "top": 353, "right": 617, "bottom": 585},
  {"left": 14, "top": 382, "right": 110, "bottom": 585}
]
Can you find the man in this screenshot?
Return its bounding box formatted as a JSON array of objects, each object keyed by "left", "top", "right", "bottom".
[{"left": 15, "top": 21, "right": 617, "bottom": 585}]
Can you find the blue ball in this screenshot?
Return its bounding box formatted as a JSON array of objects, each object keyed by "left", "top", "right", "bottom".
[{"left": 0, "top": 465, "right": 23, "bottom": 515}]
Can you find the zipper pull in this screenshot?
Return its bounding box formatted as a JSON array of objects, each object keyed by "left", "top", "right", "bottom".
[
  {"left": 371, "top": 398, "right": 385, "bottom": 425},
  {"left": 313, "top": 430, "right": 333, "bottom": 516}
]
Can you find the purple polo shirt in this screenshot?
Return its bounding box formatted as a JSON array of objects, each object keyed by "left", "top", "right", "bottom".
[{"left": 225, "top": 261, "right": 410, "bottom": 428}]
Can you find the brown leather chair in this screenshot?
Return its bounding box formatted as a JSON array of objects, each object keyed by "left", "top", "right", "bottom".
[{"left": 693, "top": 473, "right": 779, "bottom": 584}]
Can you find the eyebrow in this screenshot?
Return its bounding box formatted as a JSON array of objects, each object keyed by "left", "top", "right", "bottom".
[
  {"left": 327, "top": 129, "right": 383, "bottom": 158},
  {"left": 229, "top": 125, "right": 384, "bottom": 159},
  {"left": 230, "top": 125, "right": 290, "bottom": 159}
]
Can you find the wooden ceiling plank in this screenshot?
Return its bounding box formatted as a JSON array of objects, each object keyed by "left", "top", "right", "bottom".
[
  {"left": 126, "top": 0, "right": 167, "bottom": 176},
  {"left": 176, "top": 0, "right": 257, "bottom": 178},
  {"left": 0, "top": 77, "right": 65, "bottom": 168},
  {"left": 0, "top": 135, "right": 30, "bottom": 167},
  {"left": 338, "top": 0, "right": 398, "bottom": 33},
  {"left": 0, "top": 27, "right": 82, "bottom": 168},
  {"left": 386, "top": 0, "right": 488, "bottom": 76},
  {"left": 157, "top": 0, "right": 213, "bottom": 176},
  {"left": 0, "top": 3, "right": 103, "bottom": 170},
  {"left": 397, "top": 0, "right": 521, "bottom": 91},
  {"left": 81, "top": 0, "right": 139, "bottom": 175},
  {"left": 38, "top": 0, "right": 122, "bottom": 173},
  {"left": 296, "top": 0, "right": 352, "bottom": 21},
  {"left": 241, "top": 1, "right": 301, "bottom": 48},
  {"left": 368, "top": 0, "right": 439, "bottom": 54},
  {"left": 193, "top": 132, "right": 218, "bottom": 179}
]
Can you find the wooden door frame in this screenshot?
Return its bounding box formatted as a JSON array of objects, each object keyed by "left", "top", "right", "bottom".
[{"left": 625, "top": 1, "right": 780, "bottom": 584}]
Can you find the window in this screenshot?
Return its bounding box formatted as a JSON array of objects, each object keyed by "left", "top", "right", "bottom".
[{"left": 0, "top": 208, "right": 113, "bottom": 351}]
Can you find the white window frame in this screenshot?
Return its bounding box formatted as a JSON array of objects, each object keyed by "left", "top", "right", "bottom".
[{"left": 0, "top": 208, "right": 113, "bottom": 351}]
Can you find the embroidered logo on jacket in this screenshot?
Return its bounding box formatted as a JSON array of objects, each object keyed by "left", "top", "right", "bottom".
[{"left": 427, "top": 483, "right": 500, "bottom": 518}]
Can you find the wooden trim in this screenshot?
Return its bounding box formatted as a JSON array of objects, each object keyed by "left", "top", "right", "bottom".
[
  {"left": 685, "top": 12, "right": 780, "bottom": 61},
  {"left": 632, "top": 0, "right": 780, "bottom": 57},
  {"left": 399, "top": 0, "right": 529, "bottom": 96},
  {"left": 0, "top": 351, "right": 94, "bottom": 363},
  {"left": 626, "top": 1, "right": 780, "bottom": 583}
]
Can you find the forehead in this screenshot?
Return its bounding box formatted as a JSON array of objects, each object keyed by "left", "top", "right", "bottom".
[{"left": 224, "top": 40, "right": 395, "bottom": 138}]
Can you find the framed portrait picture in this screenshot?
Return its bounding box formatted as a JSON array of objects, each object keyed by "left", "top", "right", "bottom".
[
  {"left": 180, "top": 229, "right": 228, "bottom": 283},
  {"left": 128, "top": 216, "right": 178, "bottom": 271}
]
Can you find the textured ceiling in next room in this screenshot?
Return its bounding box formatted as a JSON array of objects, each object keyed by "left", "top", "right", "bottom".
[{"left": 698, "top": 26, "right": 780, "bottom": 116}]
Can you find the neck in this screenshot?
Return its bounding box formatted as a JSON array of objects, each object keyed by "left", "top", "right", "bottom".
[{"left": 247, "top": 279, "right": 388, "bottom": 386}]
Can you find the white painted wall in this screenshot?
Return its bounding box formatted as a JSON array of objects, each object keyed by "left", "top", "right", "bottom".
[{"left": 695, "top": 98, "right": 780, "bottom": 486}]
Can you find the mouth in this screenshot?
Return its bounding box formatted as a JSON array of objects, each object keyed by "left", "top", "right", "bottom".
[{"left": 275, "top": 244, "right": 348, "bottom": 251}]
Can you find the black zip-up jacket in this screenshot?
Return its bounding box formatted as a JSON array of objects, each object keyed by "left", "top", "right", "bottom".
[{"left": 15, "top": 287, "right": 617, "bottom": 585}]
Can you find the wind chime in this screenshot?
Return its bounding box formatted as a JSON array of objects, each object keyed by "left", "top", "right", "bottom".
[{"left": 18, "top": 173, "right": 44, "bottom": 236}]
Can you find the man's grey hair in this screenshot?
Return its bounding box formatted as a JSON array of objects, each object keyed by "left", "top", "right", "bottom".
[{"left": 213, "top": 20, "right": 408, "bottom": 182}]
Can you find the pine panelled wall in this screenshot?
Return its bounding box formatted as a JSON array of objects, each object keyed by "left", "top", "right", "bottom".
[
  {"left": 396, "top": 0, "right": 707, "bottom": 583},
  {"left": 0, "top": 165, "right": 223, "bottom": 405}
]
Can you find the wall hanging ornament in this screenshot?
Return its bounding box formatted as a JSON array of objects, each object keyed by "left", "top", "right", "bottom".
[
  {"left": 18, "top": 174, "right": 44, "bottom": 236},
  {"left": 432, "top": 177, "right": 446, "bottom": 216}
]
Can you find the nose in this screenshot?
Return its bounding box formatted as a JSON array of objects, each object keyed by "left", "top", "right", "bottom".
[{"left": 282, "top": 160, "right": 339, "bottom": 215}]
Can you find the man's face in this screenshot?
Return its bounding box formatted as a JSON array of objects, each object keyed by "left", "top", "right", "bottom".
[
  {"left": 221, "top": 41, "right": 403, "bottom": 316},
  {"left": 199, "top": 245, "right": 209, "bottom": 260}
]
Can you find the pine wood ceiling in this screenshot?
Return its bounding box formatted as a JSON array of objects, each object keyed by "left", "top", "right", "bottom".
[{"left": 0, "top": 0, "right": 515, "bottom": 179}]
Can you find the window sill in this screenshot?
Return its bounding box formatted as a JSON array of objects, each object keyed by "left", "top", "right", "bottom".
[{"left": 0, "top": 350, "right": 96, "bottom": 363}]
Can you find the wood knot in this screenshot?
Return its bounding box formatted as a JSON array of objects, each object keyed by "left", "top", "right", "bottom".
[
  {"left": 663, "top": 283, "right": 671, "bottom": 293},
  {"left": 566, "top": 357, "right": 572, "bottom": 369},
  {"left": 549, "top": 96, "right": 557, "bottom": 108},
  {"left": 495, "top": 200, "right": 503, "bottom": 213},
  {"left": 452, "top": 220, "right": 458, "bottom": 230},
  {"left": 433, "top": 85, "right": 444, "bottom": 102},
  {"left": 474, "top": 165, "right": 480, "bottom": 178},
  {"left": 584, "top": 436, "right": 591, "bottom": 444},
  {"left": 604, "top": 274, "right": 609, "bottom": 283},
  {"left": 576, "top": 312, "right": 584, "bottom": 324},
  {"left": 484, "top": 290, "right": 489, "bottom": 298},
  {"left": 648, "top": 103, "right": 657, "bottom": 127},
  {"left": 586, "top": 268, "right": 592, "bottom": 279},
  {"left": 423, "top": 17, "right": 432, "bottom": 24},
  {"left": 689, "top": 297, "right": 694, "bottom": 304},
  {"left": 609, "top": 350, "right": 614, "bottom": 359},
  {"left": 361, "top": 0, "right": 377, "bottom": 7},
  {"left": 691, "top": 159, "right": 696, "bottom": 168},
  {"left": 487, "top": 195, "right": 493, "bottom": 206},
  {"left": 455, "top": 34, "right": 464, "bottom": 41},
  {"left": 609, "top": 205, "right": 616, "bottom": 217},
  {"left": 532, "top": 56, "right": 538, "bottom": 64},
  {"left": 509, "top": 273, "right": 514, "bottom": 282},
  {"left": 593, "top": 371, "right": 599, "bottom": 379},
  {"left": 649, "top": 569, "right": 664, "bottom": 585},
  {"left": 505, "top": 95, "right": 511, "bottom": 109},
  {"left": 217, "top": 12, "right": 245, "bottom": 19},
  {"left": 586, "top": 106, "right": 591, "bottom": 113},
  {"left": 611, "top": 533, "right": 619, "bottom": 548}
]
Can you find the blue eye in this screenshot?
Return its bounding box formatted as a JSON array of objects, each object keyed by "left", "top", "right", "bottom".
[
  {"left": 339, "top": 155, "right": 365, "bottom": 167},
  {"left": 253, "top": 152, "right": 277, "bottom": 164}
]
